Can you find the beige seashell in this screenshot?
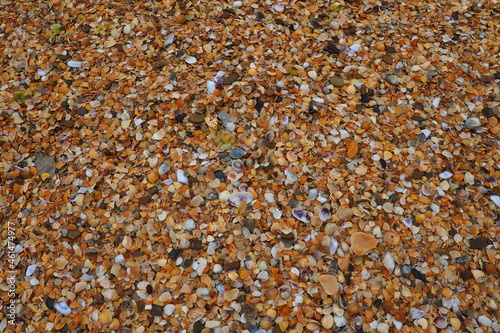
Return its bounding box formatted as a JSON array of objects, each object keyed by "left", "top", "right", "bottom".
[
  {"left": 318, "top": 274, "right": 339, "bottom": 295},
  {"left": 188, "top": 307, "right": 206, "bottom": 322},
  {"left": 350, "top": 232, "right": 378, "bottom": 255},
  {"left": 322, "top": 314, "right": 334, "bottom": 329}
]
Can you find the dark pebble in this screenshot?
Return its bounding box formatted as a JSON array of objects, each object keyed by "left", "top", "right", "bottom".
[
  {"left": 146, "top": 284, "right": 153, "bottom": 294},
  {"left": 482, "top": 107, "right": 498, "bottom": 118},
  {"left": 460, "top": 270, "right": 473, "bottom": 281},
  {"left": 147, "top": 186, "right": 159, "bottom": 195},
  {"left": 373, "top": 299, "right": 383, "bottom": 308},
  {"left": 45, "top": 296, "right": 55, "bottom": 310},
  {"left": 150, "top": 304, "right": 163, "bottom": 316},
  {"left": 67, "top": 229, "right": 82, "bottom": 240},
  {"left": 190, "top": 113, "right": 205, "bottom": 123},
  {"left": 223, "top": 72, "right": 239, "bottom": 85},
  {"left": 411, "top": 115, "right": 426, "bottom": 122},
  {"left": 452, "top": 12, "right": 459, "bottom": 20},
  {"left": 175, "top": 113, "right": 187, "bottom": 122},
  {"left": 457, "top": 255, "right": 468, "bottom": 265},
  {"left": 244, "top": 219, "right": 255, "bottom": 232},
  {"left": 58, "top": 54, "right": 71, "bottom": 61},
  {"left": 61, "top": 119, "right": 75, "bottom": 128},
  {"left": 81, "top": 24, "right": 91, "bottom": 33},
  {"left": 469, "top": 237, "right": 487, "bottom": 249},
  {"left": 229, "top": 147, "right": 245, "bottom": 159},
  {"left": 224, "top": 261, "right": 241, "bottom": 271},
  {"left": 361, "top": 94, "right": 371, "bottom": 103},
  {"left": 382, "top": 54, "right": 393, "bottom": 64},
  {"left": 380, "top": 159, "right": 387, "bottom": 169},
  {"left": 389, "top": 193, "right": 399, "bottom": 202},
  {"left": 255, "top": 100, "right": 265, "bottom": 112},
  {"left": 386, "top": 46, "right": 396, "bottom": 54},
  {"left": 219, "top": 152, "right": 231, "bottom": 164},
  {"left": 214, "top": 169, "right": 227, "bottom": 182},
  {"left": 192, "top": 239, "right": 203, "bottom": 250},
  {"left": 138, "top": 195, "right": 152, "bottom": 205},
  {"left": 168, "top": 249, "right": 183, "bottom": 259},
  {"left": 412, "top": 170, "right": 425, "bottom": 180},
  {"left": 275, "top": 18, "right": 285, "bottom": 25},
  {"left": 193, "top": 321, "right": 205, "bottom": 333},
  {"left": 256, "top": 12, "right": 265, "bottom": 20},
  {"left": 77, "top": 107, "right": 87, "bottom": 116},
  {"left": 411, "top": 267, "right": 426, "bottom": 281}
]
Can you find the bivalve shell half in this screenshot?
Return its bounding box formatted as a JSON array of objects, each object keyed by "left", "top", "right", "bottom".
[
  {"left": 318, "top": 274, "right": 339, "bottom": 295},
  {"left": 226, "top": 192, "right": 253, "bottom": 206}
]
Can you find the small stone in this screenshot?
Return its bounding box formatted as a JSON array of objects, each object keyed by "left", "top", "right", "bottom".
[
  {"left": 382, "top": 54, "right": 393, "bottom": 64},
  {"left": 329, "top": 76, "right": 345, "bottom": 87},
  {"left": 482, "top": 107, "right": 498, "bottom": 118},
  {"left": 464, "top": 117, "right": 481, "bottom": 129},
  {"left": 139, "top": 195, "right": 152, "bottom": 205},
  {"left": 412, "top": 170, "right": 424, "bottom": 180},
  {"left": 386, "top": 46, "right": 396, "bottom": 53},
  {"left": 469, "top": 237, "right": 487, "bottom": 249},
  {"left": 477, "top": 315, "right": 493, "bottom": 327},
  {"left": 190, "top": 113, "right": 205, "bottom": 123},
  {"left": 223, "top": 72, "right": 239, "bottom": 85},
  {"left": 150, "top": 304, "right": 164, "bottom": 316},
  {"left": 67, "top": 229, "right": 82, "bottom": 240},
  {"left": 34, "top": 153, "right": 56, "bottom": 177},
  {"left": 61, "top": 119, "right": 75, "bottom": 127},
  {"left": 223, "top": 261, "right": 240, "bottom": 270}
]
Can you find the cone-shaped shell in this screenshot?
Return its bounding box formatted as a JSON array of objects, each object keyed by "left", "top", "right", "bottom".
[{"left": 350, "top": 232, "right": 378, "bottom": 255}]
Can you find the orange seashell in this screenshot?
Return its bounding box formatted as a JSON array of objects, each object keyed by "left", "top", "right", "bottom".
[
  {"left": 318, "top": 274, "right": 339, "bottom": 295},
  {"left": 350, "top": 232, "right": 378, "bottom": 255},
  {"left": 346, "top": 141, "right": 358, "bottom": 158}
]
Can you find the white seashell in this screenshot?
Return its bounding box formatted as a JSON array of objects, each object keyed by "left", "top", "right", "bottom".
[
  {"left": 477, "top": 315, "right": 492, "bottom": 327},
  {"left": 439, "top": 171, "right": 453, "bottom": 179},
  {"left": 274, "top": 3, "right": 286, "bottom": 11},
  {"left": 319, "top": 208, "right": 331, "bottom": 221},
  {"left": 37, "top": 68, "right": 47, "bottom": 76},
  {"left": 226, "top": 192, "right": 253, "bottom": 206},
  {"left": 54, "top": 302, "right": 72, "bottom": 315},
  {"left": 273, "top": 208, "right": 282, "bottom": 219},
  {"left": 382, "top": 253, "right": 395, "bottom": 272},
  {"left": 26, "top": 264, "right": 36, "bottom": 276},
  {"left": 152, "top": 129, "right": 166, "bottom": 140},
  {"left": 165, "top": 33, "right": 175, "bottom": 46},
  {"left": 176, "top": 170, "right": 189, "bottom": 184},
  {"left": 464, "top": 117, "right": 481, "bottom": 129},
  {"left": 67, "top": 60, "right": 82, "bottom": 68},
  {"left": 164, "top": 304, "right": 175, "bottom": 316},
  {"left": 185, "top": 56, "right": 197, "bottom": 64},
  {"left": 308, "top": 188, "right": 318, "bottom": 200},
  {"left": 490, "top": 195, "right": 500, "bottom": 207},
  {"left": 207, "top": 80, "right": 216, "bottom": 94}
]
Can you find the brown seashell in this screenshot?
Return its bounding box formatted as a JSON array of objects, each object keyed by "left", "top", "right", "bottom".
[
  {"left": 318, "top": 274, "right": 339, "bottom": 295},
  {"left": 188, "top": 307, "right": 206, "bottom": 322},
  {"left": 321, "top": 314, "right": 334, "bottom": 329},
  {"left": 350, "top": 232, "right": 378, "bottom": 255},
  {"left": 383, "top": 231, "right": 401, "bottom": 246}
]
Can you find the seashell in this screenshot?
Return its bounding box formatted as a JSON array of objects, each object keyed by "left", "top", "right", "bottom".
[
  {"left": 350, "top": 232, "right": 378, "bottom": 255},
  {"left": 265, "top": 131, "right": 275, "bottom": 141},
  {"left": 67, "top": 60, "right": 82, "bottom": 68},
  {"left": 409, "top": 307, "right": 425, "bottom": 320},
  {"left": 164, "top": 32, "right": 175, "bottom": 46},
  {"left": 227, "top": 171, "right": 243, "bottom": 182},
  {"left": 188, "top": 307, "right": 206, "bottom": 322},
  {"left": 319, "top": 208, "right": 331, "bottom": 221},
  {"left": 260, "top": 316, "right": 274, "bottom": 330},
  {"left": 352, "top": 316, "right": 363, "bottom": 332},
  {"left": 207, "top": 80, "right": 216, "bottom": 94},
  {"left": 318, "top": 274, "right": 339, "bottom": 295},
  {"left": 54, "top": 302, "right": 72, "bottom": 315},
  {"left": 434, "top": 316, "right": 448, "bottom": 329},
  {"left": 273, "top": 208, "right": 282, "bottom": 219},
  {"left": 226, "top": 192, "right": 253, "bottom": 206},
  {"left": 490, "top": 195, "right": 500, "bottom": 207},
  {"left": 184, "top": 56, "right": 197, "bottom": 64},
  {"left": 292, "top": 209, "right": 311, "bottom": 223},
  {"left": 274, "top": 3, "right": 286, "bottom": 12},
  {"left": 464, "top": 117, "right": 481, "bottom": 129},
  {"left": 439, "top": 171, "right": 453, "bottom": 179},
  {"left": 308, "top": 188, "right": 318, "bottom": 200},
  {"left": 176, "top": 169, "right": 189, "bottom": 184},
  {"left": 229, "top": 147, "right": 245, "bottom": 159},
  {"left": 231, "top": 159, "right": 244, "bottom": 171},
  {"left": 382, "top": 252, "right": 395, "bottom": 272},
  {"left": 337, "top": 207, "right": 353, "bottom": 220}
]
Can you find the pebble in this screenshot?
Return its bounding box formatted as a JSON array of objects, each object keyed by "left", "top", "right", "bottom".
[
  {"left": 190, "top": 112, "right": 205, "bottom": 123},
  {"left": 469, "top": 237, "right": 487, "bottom": 249},
  {"left": 223, "top": 72, "right": 239, "bottom": 85},
  {"left": 385, "top": 74, "right": 400, "bottom": 85},
  {"left": 329, "top": 76, "right": 345, "bottom": 87}
]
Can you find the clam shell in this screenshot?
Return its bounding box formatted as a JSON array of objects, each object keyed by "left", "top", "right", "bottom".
[
  {"left": 350, "top": 232, "right": 378, "bottom": 255},
  {"left": 292, "top": 209, "right": 311, "bottom": 223},
  {"left": 318, "top": 274, "right": 339, "bottom": 295},
  {"left": 319, "top": 208, "right": 331, "bottom": 221},
  {"left": 54, "top": 302, "right": 72, "bottom": 315},
  {"left": 226, "top": 192, "right": 253, "bottom": 206}
]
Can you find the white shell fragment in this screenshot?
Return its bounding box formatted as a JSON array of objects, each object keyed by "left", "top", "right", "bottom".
[
  {"left": 176, "top": 170, "right": 189, "bottom": 184},
  {"left": 439, "top": 171, "right": 453, "bottom": 179},
  {"left": 226, "top": 192, "right": 253, "bottom": 206},
  {"left": 165, "top": 32, "right": 175, "bottom": 46},
  {"left": 319, "top": 208, "right": 331, "bottom": 221},
  {"left": 490, "top": 195, "right": 500, "bottom": 207},
  {"left": 54, "top": 302, "right": 72, "bottom": 315},
  {"left": 67, "top": 60, "right": 82, "bottom": 68},
  {"left": 382, "top": 252, "right": 395, "bottom": 272},
  {"left": 185, "top": 56, "right": 197, "bottom": 64},
  {"left": 207, "top": 80, "right": 216, "bottom": 94}
]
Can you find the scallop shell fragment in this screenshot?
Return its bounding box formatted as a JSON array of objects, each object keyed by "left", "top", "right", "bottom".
[
  {"left": 226, "top": 192, "right": 253, "bottom": 206},
  {"left": 292, "top": 209, "right": 311, "bottom": 223},
  {"left": 350, "top": 232, "right": 378, "bottom": 255},
  {"left": 54, "top": 302, "right": 72, "bottom": 315}
]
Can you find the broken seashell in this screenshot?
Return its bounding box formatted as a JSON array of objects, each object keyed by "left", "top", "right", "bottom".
[
  {"left": 319, "top": 208, "right": 331, "bottom": 221},
  {"left": 318, "top": 274, "right": 339, "bottom": 295},
  {"left": 350, "top": 232, "right": 378, "bottom": 255},
  {"left": 54, "top": 302, "right": 71, "bottom": 315}
]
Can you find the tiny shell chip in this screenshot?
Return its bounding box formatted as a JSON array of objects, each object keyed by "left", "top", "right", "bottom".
[
  {"left": 54, "top": 302, "right": 72, "bottom": 315},
  {"left": 464, "top": 117, "right": 481, "bottom": 129},
  {"left": 226, "top": 192, "right": 253, "bottom": 206},
  {"left": 318, "top": 274, "right": 339, "bottom": 295},
  {"left": 176, "top": 170, "right": 189, "bottom": 184},
  {"left": 37, "top": 68, "right": 47, "bottom": 76},
  {"left": 292, "top": 209, "right": 311, "bottom": 223},
  {"left": 319, "top": 208, "right": 331, "bottom": 221},
  {"left": 350, "top": 232, "right": 378, "bottom": 255},
  {"left": 207, "top": 80, "right": 216, "bottom": 94},
  {"left": 439, "top": 171, "right": 453, "bottom": 179},
  {"left": 274, "top": 3, "right": 286, "bottom": 11},
  {"left": 185, "top": 56, "right": 197, "bottom": 64},
  {"left": 67, "top": 60, "right": 82, "bottom": 68}
]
